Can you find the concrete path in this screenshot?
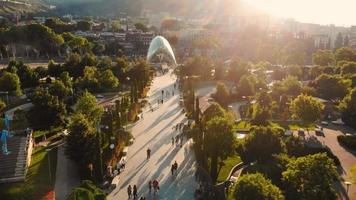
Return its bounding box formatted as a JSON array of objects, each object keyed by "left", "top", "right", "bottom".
[
  {"left": 108, "top": 71, "right": 197, "bottom": 200},
  {"left": 54, "top": 145, "right": 80, "bottom": 200}
]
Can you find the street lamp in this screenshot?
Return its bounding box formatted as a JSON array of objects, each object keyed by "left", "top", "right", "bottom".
[
  {"left": 345, "top": 181, "right": 352, "bottom": 196},
  {"left": 45, "top": 148, "right": 52, "bottom": 184}
]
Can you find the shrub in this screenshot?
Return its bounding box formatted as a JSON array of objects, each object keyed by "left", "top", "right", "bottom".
[{"left": 337, "top": 135, "right": 356, "bottom": 151}]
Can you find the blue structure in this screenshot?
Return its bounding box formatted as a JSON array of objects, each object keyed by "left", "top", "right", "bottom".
[{"left": 1, "top": 114, "right": 11, "bottom": 155}]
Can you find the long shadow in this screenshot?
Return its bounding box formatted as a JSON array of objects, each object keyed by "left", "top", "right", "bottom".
[
  {"left": 158, "top": 151, "right": 196, "bottom": 199},
  {"left": 119, "top": 159, "right": 149, "bottom": 191},
  {"left": 137, "top": 148, "right": 179, "bottom": 198},
  {"left": 129, "top": 113, "right": 183, "bottom": 162},
  {"left": 139, "top": 105, "right": 181, "bottom": 136}
]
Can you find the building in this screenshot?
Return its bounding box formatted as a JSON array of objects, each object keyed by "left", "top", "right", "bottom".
[{"left": 147, "top": 36, "right": 176, "bottom": 65}]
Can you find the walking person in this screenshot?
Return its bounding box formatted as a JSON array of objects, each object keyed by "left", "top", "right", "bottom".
[
  {"left": 153, "top": 179, "right": 159, "bottom": 195},
  {"left": 171, "top": 137, "right": 174, "bottom": 146},
  {"left": 148, "top": 180, "right": 152, "bottom": 193},
  {"left": 147, "top": 148, "right": 151, "bottom": 160},
  {"left": 174, "top": 161, "right": 178, "bottom": 174},
  {"left": 175, "top": 135, "right": 179, "bottom": 146},
  {"left": 127, "top": 185, "right": 132, "bottom": 199},
  {"left": 171, "top": 164, "right": 175, "bottom": 175},
  {"left": 133, "top": 185, "right": 138, "bottom": 199}
]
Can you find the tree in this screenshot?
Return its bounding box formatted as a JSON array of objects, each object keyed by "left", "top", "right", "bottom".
[
  {"left": 250, "top": 103, "right": 271, "bottom": 126},
  {"left": 334, "top": 33, "right": 343, "bottom": 50},
  {"left": 76, "top": 21, "right": 92, "bottom": 32},
  {"left": 29, "top": 87, "right": 66, "bottom": 126},
  {"left": 0, "top": 100, "right": 6, "bottom": 112},
  {"left": 134, "top": 23, "right": 148, "bottom": 32},
  {"left": 237, "top": 75, "right": 255, "bottom": 97},
  {"left": 0, "top": 71, "right": 21, "bottom": 96},
  {"left": 111, "top": 20, "right": 121, "bottom": 32},
  {"left": 312, "top": 50, "right": 335, "bottom": 66},
  {"left": 339, "top": 88, "right": 356, "bottom": 128},
  {"left": 66, "top": 113, "right": 96, "bottom": 161},
  {"left": 350, "top": 164, "right": 356, "bottom": 184},
  {"left": 233, "top": 173, "right": 285, "bottom": 200},
  {"left": 238, "top": 126, "right": 284, "bottom": 163},
  {"left": 204, "top": 116, "right": 235, "bottom": 182},
  {"left": 335, "top": 47, "right": 356, "bottom": 62},
  {"left": 287, "top": 65, "right": 302, "bottom": 79},
  {"left": 98, "top": 69, "right": 119, "bottom": 89},
  {"left": 340, "top": 61, "right": 356, "bottom": 75},
  {"left": 315, "top": 74, "right": 351, "bottom": 100},
  {"left": 290, "top": 94, "right": 324, "bottom": 125},
  {"left": 49, "top": 80, "right": 70, "bottom": 100},
  {"left": 75, "top": 91, "right": 104, "bottom": 125},
  {"left": 66, "top": 180, "right": 106, "bottom": 200},
  {"left": 77, "top": 66, "right": 99, "bottom": 92},
  {"left": 48, "top": 60, "right": 64, "bottom": 77},
  {"left": 60, "top": 71, "right": 73, "bottom": 89},
  {"left": 213, "top": 82, "right": 230, "bottom": 107},
  {"left": 227, "top": 59, "right": 249, "bottom": 83},
  {"left": 282, "top": 41, "right": 306, "bottom": 65},
  {"left": 202, "top": 102, "right": 226, "bottom": 123},
  {"left": 282, "top": 153, "right": 338, "bottom": 200}
]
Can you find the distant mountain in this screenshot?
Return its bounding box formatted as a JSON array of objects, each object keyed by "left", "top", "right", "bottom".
[{"left": 49, "top": 0, "right": 261, "bottom": 18}]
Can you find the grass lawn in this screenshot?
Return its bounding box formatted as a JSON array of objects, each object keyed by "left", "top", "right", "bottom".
[
  {"left": 234, "top": 121, "right": 251, "bottom": 132},
  {"left": 275, "top": 121, "right": 316, "bottom": 131},
  {"left": 0, "top": 146, "right": 58, "bottom": 200},
  {"left": 33, "top": 126, "right": 63, "bottom": 139},
  {"left": 216, "top": 154, "right": 241, "bottom": 183},
  {"left": 234, "top": 120, "right": 316, "bottom": 132}
]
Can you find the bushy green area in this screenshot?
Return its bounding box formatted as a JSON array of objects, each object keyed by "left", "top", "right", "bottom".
[
  {"left": 66, "top": 180, "right": 106, "bottom": 200},
  {"left": 337, "top": 135, "right": 356, "bottom": 151},
  {"left": 216, "top": 154, "right": 241, "bottom": 183},
  {"left": 0, "top": 146, "right": 57, "bottom": 200}
]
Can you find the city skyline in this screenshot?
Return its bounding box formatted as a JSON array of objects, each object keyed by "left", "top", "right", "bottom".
[{"left": 243, "top": 0, "right": 356, "bottom": 26}]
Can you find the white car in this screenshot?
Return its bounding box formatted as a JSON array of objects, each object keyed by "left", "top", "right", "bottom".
[
  {"left": 332, "top": 119, "right": 345, "bottom": 126},
  {"left": 321, "top": 121, "right": 329, "bottom": 126}
]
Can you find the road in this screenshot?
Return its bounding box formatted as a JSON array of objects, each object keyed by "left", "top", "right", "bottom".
[
  {"left": 300, "top": 125, "right": 356, "bottom": 200},
  {"left": 108, "top": 70, "right": 197, "bottom": 200}
]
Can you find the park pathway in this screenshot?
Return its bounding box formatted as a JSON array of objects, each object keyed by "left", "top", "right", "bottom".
[
  {"left": 54, "top": 145, "right": 80, "bottom": 200},
  {"left": 108, "top": 70, "right": 197, "bottom": 200}
]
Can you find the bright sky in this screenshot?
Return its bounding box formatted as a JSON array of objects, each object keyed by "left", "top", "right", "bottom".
[{"left": 243, "top": 0, "right": 356, "bottom": 26}]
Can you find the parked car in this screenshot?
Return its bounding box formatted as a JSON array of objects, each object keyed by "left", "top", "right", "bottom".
[
  {"left": 321, "top": 121, "right": 329, "bottom": 126},
  {"left": 332, "top": 119, "right": 345, "bottom": 126},
  {"left": 315, "top": 129, "right": 324, "bottom": 136},
  {"left": 298, "top": 129, "right": 305, "bottom": 136}
]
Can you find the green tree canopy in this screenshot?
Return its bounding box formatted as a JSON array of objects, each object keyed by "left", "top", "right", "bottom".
[
  {"left": 0, "top": 71, "right": 22, "bottom": 96},
  {"left": 238, "top": 126, "right": 284, "bottom": 163},
  {"left": 233, "top": 173, "right": 285, "bottom": 200},
  {"left": 312, "top": 50, "right": 335, "bottom": 66},
  {"left": 204, "top": 116, "right": 235, "bottom": 182},
  {"left": 335, "top": 47, "right": 356, "bottom": 63},
  {"left": 98, "top": 69, "right": 119, "bottom": 89},
  {"left": 315, "top": 74, "right": 351, "bottom": 100},
  {"left": 290, "top": 94, "right": 325, "bottom": 125},
  {"left": 29, "top": 87, "right": 66, "bottom": 126},
  {"left": 75, "top": 91, "right": 104, "bottom": 125},
  {"left": 282, "top": 153, "right": 338, "bottom": 200},
  {"left": 202, "top": 102, "right": 226, "bottom": 123},
  {"left": 213, "top": 82, "right": 230, "bottom": 107}
]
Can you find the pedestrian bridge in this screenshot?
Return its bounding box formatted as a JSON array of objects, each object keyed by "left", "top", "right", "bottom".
[{"left": 147, "top": 36, "right": 177, "bottom": 67}]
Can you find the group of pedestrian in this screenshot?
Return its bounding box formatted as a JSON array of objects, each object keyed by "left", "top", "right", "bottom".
[
  {"left": 172, "top": 134, "right": 184, "bottom": 148},
  {"left": 171, "top": 161, "right": 179, "bottom": 176},
  {"left": 127, "top": 185, "right": 138, "bottom": 199},
  {"left": 148, "top": 179, "right": 160, "bottom": 195}
]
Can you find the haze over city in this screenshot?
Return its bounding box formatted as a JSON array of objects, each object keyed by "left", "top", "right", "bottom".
[
  {"left": 244, "top": 0, "right": 356, "bottom": 26},
  {"left": 0, "top": 0, "right": 355, "bottom": 200}
]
